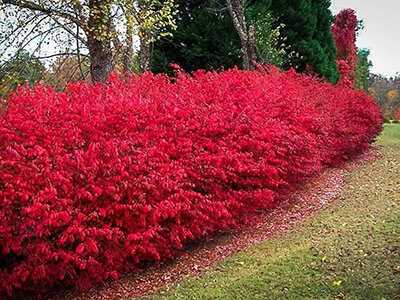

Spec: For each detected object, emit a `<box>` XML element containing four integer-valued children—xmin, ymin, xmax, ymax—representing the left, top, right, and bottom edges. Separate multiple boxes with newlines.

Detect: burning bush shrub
<box><xmin>0</xmin><ymin>67</ymin><xmax>382</xmax><ymax>296</ymax></box>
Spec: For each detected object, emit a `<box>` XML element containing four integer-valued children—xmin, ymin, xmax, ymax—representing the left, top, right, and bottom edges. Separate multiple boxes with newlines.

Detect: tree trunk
<box><xmin>139</xmin><ymin>31</ymin><xmax>152</xmax><ymax>72</ymax></box>
<box><xmin>239</xmin><ymin>37</ymin><xmax>251</xmax><ymax>70</ymax></box>
<box><xmin>87</xmin><ymin>0</ymin><xmax>113</xmax><ymax>82</ymax></box>
<box><xmin>226</xmin><ymin>0</ymin><xmax>256</xmax><ymax>70</ymax></box>
<box><xmin>87</xmin><ymin>36</ymin><xmax>113</xmax><ymax>82</ymax></box>
<box><xmin>123</xmin><ymin>35</ymin><xmax>133</xmax><ymax>73</ymax></box>
<box><xmin>247</xmin><ymin>24</ymin><xmax>257</xmax><ymax>69</ymax></box>
<box><xmin>123</xmin><ymin>0</ymin><xmax>134</xmax><ymax>73</ymax></box>
<box><xmin>123</xmin><ymin>27</ymin><xmax>134</xmax><ymax>73</ymax></box>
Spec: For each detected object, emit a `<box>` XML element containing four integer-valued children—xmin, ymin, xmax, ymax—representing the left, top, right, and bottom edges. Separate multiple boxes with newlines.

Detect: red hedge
<box><xmin>0</xmin><ymin>68</ymin><xmax>382</xmax><ymax>296</ymax></box>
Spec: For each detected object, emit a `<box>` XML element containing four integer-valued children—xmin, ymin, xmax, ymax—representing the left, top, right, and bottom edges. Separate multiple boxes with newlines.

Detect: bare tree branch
<box><xmin>50</xmin><ymin>16</ymin><xmax>87</xmax><ymax>45</ymax></box>
<box><xmin>2</xmin><ymin>0</ymin><xmax>85</xmax><ymax>27</ymax></box>
<box><xmin>35</xmin><ymin>52</ymin><xmax>89</xmax><ymax>59</ymax></box>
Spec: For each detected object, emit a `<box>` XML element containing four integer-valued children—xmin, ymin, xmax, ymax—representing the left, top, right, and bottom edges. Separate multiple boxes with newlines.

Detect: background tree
<box><xmin>394</xmin><ymin>107</ymin><xmax>400</xmax><ymax>122</ymax></box>
<box><xmin>247</xmin><ymin>2</ymin><xmax>284</xmax><ymax>66</ymax></box>
<box><xmin>355</xmin><ymin>48</ymin><xmax>372</xmax><ymax>90</ymax></box>
<box><xmin>0</xmin><ymin>0</ymin><xmax>177</xmax><ymax>82</ymax></box>
<box><xmin>225</xmin><ymin>0</ymin><xmax>256</xmax><ymax>70</ymax></box>
<box><xmin>269</xmin><ymin>0</ymin><xmax>338</xmax><ymax>83</ymax></box>
<box><xmin>0</xmin><ymin>49</ymin><xmax>45</xmax><ymax>98</ymax></box>
<box><xmin>368</xmin><ymin>73</ymin><xmax>400</xmax><ymax>121</ymax></box>
<box><xmin>42</xmin><ymin>55</ymin><xmax>91</xmax><ymax>90</ymax></box>
<box><xmin>332</xmin><ymin>8</ymin><xmax>358</xmax><ymax>87</ymax></box>
<box><xmin>123</xmin><ymin>0</ymin><xmax>177</xmax><ymax>72</ymax></box>
<box><xmin>152</xmin><ymin>0</ymin><xmax>283</xmax><ymax>73</ymax></box>
<box><xmin>152</xmin><ymin>0</ymin><xmax>241</xmax><ymax>73</ymax></box>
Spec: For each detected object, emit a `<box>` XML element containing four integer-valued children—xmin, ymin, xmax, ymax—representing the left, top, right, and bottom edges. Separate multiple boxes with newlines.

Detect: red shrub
<box><xmin>394</xmin><ymin>108</ymin><xmax>400</xmax><ymax>121</ymax></box>
<box><xmin>332</xmin><ymin>9</ymin><xmax>358</xmax><ymax>87</ymax></box>
<box><xmin>0</xmin><ymin>68</ymin><xmax>382</xmax><ymax>296</ymax></box>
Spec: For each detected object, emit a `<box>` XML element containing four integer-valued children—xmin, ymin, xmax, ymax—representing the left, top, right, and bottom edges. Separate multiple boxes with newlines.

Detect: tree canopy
<box><xmin>152</xmin><ymin>0</ymin><xmax>283</xmax><ymax>73</ymax></box>
<box><xmin>0</xmin><ymin>0</ymin><xmax>177</xmax><ymax>82</ymax></box>
<box><xmin>0</xmin><ymin>50</ymin><xmax>45</xmax><ymax>97</ymax></box>
<box><xmin>355</xmin><ymin>48</ymin><xmax>372</xmax><ymax>91</ymax></box>
<box><xmin>270</xmin><ymin>0</ymin><xmax>338</xmax><ymax>83</ymax></box>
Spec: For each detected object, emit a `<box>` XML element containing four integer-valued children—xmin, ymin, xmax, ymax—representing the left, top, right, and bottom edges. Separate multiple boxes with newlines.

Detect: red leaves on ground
<box><xmin>0</xmin><ymin>67</ymin><xmax>382</xmax><ymax>297</ymax></box>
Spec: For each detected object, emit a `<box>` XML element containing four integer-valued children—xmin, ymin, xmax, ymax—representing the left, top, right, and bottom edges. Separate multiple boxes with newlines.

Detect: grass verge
<box><xmin>378</xmin><ymin>123</ymin><xmax>400</xmax><ymax>145</ymax></box>
<box><xmin>143</xmin><ymin>124</ymin><xmax>400</xmax><ymax>300</ymax></box>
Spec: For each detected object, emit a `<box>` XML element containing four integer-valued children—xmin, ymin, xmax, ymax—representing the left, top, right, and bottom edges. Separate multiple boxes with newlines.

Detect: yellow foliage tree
<box><xmin>385</xmin><ymin>89</ymin><xmax>400</xmax><ymax>102</ymax></box>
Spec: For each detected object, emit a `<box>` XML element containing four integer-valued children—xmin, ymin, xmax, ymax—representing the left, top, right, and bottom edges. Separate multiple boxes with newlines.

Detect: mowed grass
<box><xmin>142</xmin><ymin>124</ymin><xmax>400</xmax><ymax>300</ymax></box>
<box><xmin>378</xmin><ymin>123</ymin><xmax>400</xmax><ymax>145</ymax></box>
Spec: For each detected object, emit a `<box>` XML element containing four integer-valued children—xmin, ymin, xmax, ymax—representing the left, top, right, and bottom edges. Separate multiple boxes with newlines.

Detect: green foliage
<box><xmin>247</xmin><ymin>1</ymin><xmax>284</xmax><ymax>66</ymax></box>
<box><xmin>136</xmin><ymin>0</ymin><xmax>177</xmax><ymax>41</ymax></box>
<box><xmin>152</xmin><ymin>0</ymin><xmax>283</xmax><ymax>73</ymax></box>
<box><xmin>0</xmin><ymin>50</ymin><xmax>45</xmax><ymax>98</ymax></box>
<box><xmin>355</xmin><ymin>48</ymin><xmax>372</xmax><ymax>91</ymax></box>
<box><xmin>378</xmin><ymin>123</ymin><xmax>400</xmax><ymax>145</ymax></box>
<box><xmin>270</xmin><ymin>0</ymin><xmax>338</xmax><ymax>83</ymax></box>
<box><xmin>152</xmin><ymin>0</ymin><xmax>242</xmax><ymax>73</ymax></box>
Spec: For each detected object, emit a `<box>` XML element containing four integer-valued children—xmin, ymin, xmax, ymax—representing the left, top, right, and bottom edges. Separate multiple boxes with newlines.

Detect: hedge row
<box><xmin>0</xmin><ymin>68</ymin><xmax>382</xmax><ymax>296</ymax></box>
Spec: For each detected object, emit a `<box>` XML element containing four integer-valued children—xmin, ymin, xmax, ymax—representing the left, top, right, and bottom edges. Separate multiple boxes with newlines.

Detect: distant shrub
<box><xmin>0</xmin><ymin>67</ymin><xmax>382</xmax><ymax>297</ymax></box>
<box><xmin>394</xmin><ymin>109</ymin><xmax>400</xmax><ymax>122</ymax></box>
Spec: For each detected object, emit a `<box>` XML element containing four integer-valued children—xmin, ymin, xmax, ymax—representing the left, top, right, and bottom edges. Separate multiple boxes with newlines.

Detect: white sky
<box><xmin>331</xmin><ymin>0</ymin><xmax>400</xmax><ymax>77</ymax></box>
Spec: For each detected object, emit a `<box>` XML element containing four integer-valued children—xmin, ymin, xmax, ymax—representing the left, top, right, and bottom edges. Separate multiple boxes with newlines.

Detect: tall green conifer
<box><xmin>270</xmin><ymin>0</ymin><xmax>338</xmax><ymax>82</ymax></box>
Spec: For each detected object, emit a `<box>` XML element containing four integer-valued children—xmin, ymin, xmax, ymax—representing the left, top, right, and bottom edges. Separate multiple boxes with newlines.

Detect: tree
<box><xmin>247</xmin><ymin>2</ymin><xmax>284</xmax><ymax>66</ymax></box>
<box><xmin>368</xmin><ymin>74</ymin><xmax>400</xmax><ymax>121</ymax></box>
<box><xmin>152</xmin><ymin>0</ymin><xmax>283</xmax><ymax>73</ymax></box>
<box><xmin>0</xmin><ymin>49</ymin><xmax>45</xmax><ymax>97</ymax></box>
<box><xmin>226</xmin><ymin>0</ymin><xmax>257</xmax><ymax>70</ymax></box>
<box><xmin>214</xmin><ymin>0</ymin><xmax>285</xmax><ymax>70</ymax></box>
<box><xmin>355</xmin><ymin>48</ymin><xmax>372</xmax><ymax>90</ymax></box>
<box><xmin>43</xmin><ymin>54</ymin><xmax>91</xmax><ymax>90</ymax></box>
<box><xmin>152</xmin><ymin>1</ymin><xmax>241</xmax><ymax>73</ymax></box>
<box><xmin>332</xmin><ymin>9</ymin><xmax>358</xmax><ymax>87</ymax></box>
<box><xmin>1</xmin><ymin>0</ymin><xmax>177</xmax><ymax>82</ymax></box>
<box><xmin>269</xmin><ymin>0</ymin><xmax>338</xmax><ymax>83</ymax></box>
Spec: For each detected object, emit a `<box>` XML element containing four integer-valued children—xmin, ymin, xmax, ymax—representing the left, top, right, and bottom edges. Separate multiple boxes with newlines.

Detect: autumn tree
<box><xmin>247</xmin><ymin>2</ymin><xmax>284</xmax><ymax>67</ymax></box>
<box><xmin>43</xmin><ymin>55</ymin><xmax>91</xmax><ymax>90</ymax></box>
<box><xmin>368</xmin><ymin>74</ymin><xmax>400</xmax><ymax>120</ymax></box>
<box><xmin>332</xmin><ymin>8</ymin><xmax>358</xmax><ymax>87</ymax></box>
<box><xmin>394</xmin><ymin>107</ymin><xmax>400</xmax><ymax>121</ymax></box>
<box><xmin>0</xmin><ymin>0</ymin><xmax>177</xmax><ymax>82</ymax></box>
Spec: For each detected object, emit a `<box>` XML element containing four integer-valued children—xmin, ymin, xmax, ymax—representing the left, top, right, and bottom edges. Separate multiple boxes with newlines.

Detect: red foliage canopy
<box><xmin>0</xmin><ymin>68</ymin><xmax>382</xmax><ymax>297</ymax></box>
<box><xmin>332</xmin><ymin>9</ymin><xmax>358</xmax><ymax>87</ymax></box>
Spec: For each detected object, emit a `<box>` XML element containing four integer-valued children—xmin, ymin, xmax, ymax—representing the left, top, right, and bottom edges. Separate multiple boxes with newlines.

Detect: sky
<box><xmin>331</xmin><ymin>0</ymin><xmax>400</xmax><ymax>78</ymax></box>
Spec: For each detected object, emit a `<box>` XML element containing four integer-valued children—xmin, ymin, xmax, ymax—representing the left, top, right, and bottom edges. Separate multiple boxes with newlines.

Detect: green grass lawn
<box><xmin>143</xmin><ymin>124</ymin><xmax>400</xmax><ymax>300</ymax></box>
<box><xmin>378</xmin><ymin>123</ymin><xmax>400</xmax><ymax>145</ymax></box>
